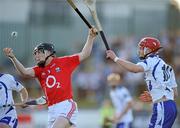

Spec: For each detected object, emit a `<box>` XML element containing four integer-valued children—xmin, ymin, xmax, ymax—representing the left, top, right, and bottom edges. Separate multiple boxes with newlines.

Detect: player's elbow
<box><xmin>174</xmin><ymin>91</ymin><xmax>178</xmax><ymax>99</ymax></box>
<box><xmin>173</xmin><ymin>87</ymin><xmax>178</xmax><ymax>99</ymax></box>
<box><xmin>20</xmin><ymin>87</ymin><xmax>29</xmax><ymax>102</ymax></box>
<box><xmin>131</xmin><ymin>70</ymin><xmax>139</xmax><ymax>73</ymax></box>
<box><xmin>18</xmin><ymin>72</ymin><xmax>31</xmax><ymax>78</ymax></box>
<box><xmin>18</xmin><ymin>69</ymin><xmax>34</xmax><ymax>78</ymax></box>
<box><xmin>79</xmin><ymin>51</ymin><xmax>91</xmax><ymax>61</ymax></box>
<box><xmin>130</xmin><ymin>68</ymin><xmax>142</xmax><ymax>73</ymax></box>
<box><xmin>131</xmin><ymin>66</ymin><xmax>144</xmax><ymax>73</ymax></box>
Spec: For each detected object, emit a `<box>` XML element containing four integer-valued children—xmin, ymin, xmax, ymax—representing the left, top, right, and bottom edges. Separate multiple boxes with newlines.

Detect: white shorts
<box><xmin>48</xmin><ymin>99</ymin><xmax>78</xmax><ymax>128</ymax></box>
<box><xmin>0</xmin><ymin>106</ymin><xmax>18</xmax><ymax>128</ymax></box>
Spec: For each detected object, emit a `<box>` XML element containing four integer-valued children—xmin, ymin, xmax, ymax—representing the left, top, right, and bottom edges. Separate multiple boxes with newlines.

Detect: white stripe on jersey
<box><xmin>137</xmin><ymin>55</ymin><xmax>178</xmax><ymax>102</ymax></box>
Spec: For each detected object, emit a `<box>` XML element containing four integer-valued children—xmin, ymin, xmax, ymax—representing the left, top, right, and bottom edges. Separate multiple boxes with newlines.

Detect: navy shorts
<box><xmin>116</xmin><ymin>122</ymin><xmax>132</xmax><ymax>128</ymax></box>
<box><xmin>149</xmin><ymin>100</ymin><xmax>177</xmax><ymax>128</ymax></box>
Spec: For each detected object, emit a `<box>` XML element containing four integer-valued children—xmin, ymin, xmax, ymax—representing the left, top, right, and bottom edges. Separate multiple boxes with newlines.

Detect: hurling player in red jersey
<box><xmin>3</xmin><ymin>27</ymin><xmax>97</xmax><ymax>128</ymax></box>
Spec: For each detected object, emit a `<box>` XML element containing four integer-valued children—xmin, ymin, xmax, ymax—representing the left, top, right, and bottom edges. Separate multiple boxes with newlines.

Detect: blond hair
<box><xmin>107</xmin><ymin>73</ymin><xmax>121</xmax><ymax>86</ymax></box>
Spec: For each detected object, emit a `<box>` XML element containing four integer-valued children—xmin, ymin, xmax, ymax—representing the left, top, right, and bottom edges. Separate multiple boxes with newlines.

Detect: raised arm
<box><xmin>106</xmin><ymin>50</ymin><xmax>144</xmax><ymax>73</ymax></box>
<box><xmin>78</xmin><ymin>27</ymin><xmax>97</xmax><ymax>62</ymax></box>
<box><xmin>3</xmin><ymin>48</ymin><xmax>35</xmax><ymax>78</ymax></box>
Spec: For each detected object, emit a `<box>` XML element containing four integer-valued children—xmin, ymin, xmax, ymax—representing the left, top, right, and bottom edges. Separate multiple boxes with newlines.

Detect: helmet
<box><xmin>34</xmin><ymin>43</ymin><xmax>55</xmax><ymax>54</ymax></box>
<box><xmin>138</xmin><ymin>37</ymin><xmax>161</xmax><ymax>52</ymax></box>
<box><xmin>138</xmin><ymin>37</ymin><xmax>162</xmax><ymax>59</ymax></box>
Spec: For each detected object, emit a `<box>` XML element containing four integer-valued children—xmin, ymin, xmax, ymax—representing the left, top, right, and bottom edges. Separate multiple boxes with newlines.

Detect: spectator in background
<box><xmin>3</xmin><ymin>27</ymin><xmax>97</xmax><ymax>128</ymax></box>
<box><xmin>106</xmin><ymin>73</ymin><xmax>133</xmax><ymax>128</ymax></box>
<box><xmin>100</xmin><ymin>99</ymin><xmax>114</xmax><ymax>128</ymax></box>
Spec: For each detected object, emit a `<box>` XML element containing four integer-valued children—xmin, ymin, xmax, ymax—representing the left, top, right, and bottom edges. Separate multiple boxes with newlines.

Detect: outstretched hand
<box><xmin>139</xmin><ymin>91</ymin><xmax>152</xmax><ymax>103</ymax></box>
<box><xmin>89</xmin><ymin>27</ymin><xmax>98</xmax><ymax>38</ymax></box>
<box><xmin>3</xmin><ymin>48</ymin><xmax>15</xmax><ymax>59</ymax></box>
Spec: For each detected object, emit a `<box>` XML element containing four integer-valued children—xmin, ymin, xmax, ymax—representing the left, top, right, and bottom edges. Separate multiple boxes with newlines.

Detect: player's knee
<box><xmin>52</xmin><ymin>116</ymin><xmax>70</xmax><ymax>128</ymax></box>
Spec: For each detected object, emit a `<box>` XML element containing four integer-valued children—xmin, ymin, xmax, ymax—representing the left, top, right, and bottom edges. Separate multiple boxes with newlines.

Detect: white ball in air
<box><xmin>11</xmin><ymin>31</ymin><xmax>18</xmax><ymax>38</ymax></box>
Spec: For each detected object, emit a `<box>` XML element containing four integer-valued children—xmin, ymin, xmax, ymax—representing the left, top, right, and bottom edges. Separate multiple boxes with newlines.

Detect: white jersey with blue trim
<box><xmin>137</xmin><ymin>55</ymin><xmax>177</xmax><ymax>102</ymax></box>
<box><xmin>0</xmin><ymin>73</ymin><xmax>24</xmax><ymax>107</ymax></box>
<box><xmin>110</xmin><ymin>86</ymin><xmax>133</xmax><ymax>123</ymax></box>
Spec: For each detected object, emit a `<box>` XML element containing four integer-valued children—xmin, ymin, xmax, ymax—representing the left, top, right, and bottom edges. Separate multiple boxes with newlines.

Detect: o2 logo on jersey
<box><xmin>46</xmin><ymin>75</ymin><xmax>61</xmax><ymax>88</ymax></box>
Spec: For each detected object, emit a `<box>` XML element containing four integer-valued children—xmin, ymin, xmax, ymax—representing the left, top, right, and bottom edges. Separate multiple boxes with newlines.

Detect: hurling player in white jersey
<box><xmin>106</xmin><ymin>73</ymin><xmax>133</xmax><ymax>128</ymax></box>
<box><xmin>106</xmin><ymin>37</ymin><xmax>178</xmax><ymax>128</ymax></box>
<box><xmin>0</xmin><ymin>73</ymin><xmax>28</xmax><ymax>128</ymax></box>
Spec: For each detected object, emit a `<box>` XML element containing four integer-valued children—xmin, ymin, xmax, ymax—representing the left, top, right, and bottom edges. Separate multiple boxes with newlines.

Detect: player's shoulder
<box><xmin>144</xmin><ymin>54</ymin><xmax>162</xmax><ymax>66</ymax></box>
<box><xmin>146</xmin><ymin>54</ymin><xmax>159</xmax><ymax>61</ymax></box>
<box><xmin>0</xmin><ymin>73</ymin><xmax>15</xmax><ymax>82</ymax></box>
<box><xmin>57</xmin><ymin>54</ymin><xmax>79</xmax><ymax>60</ymax></box>
<box><xmin>0</xmin><ymin>73</ymin><xmax>13</xmax><ymax>78</ymax></box>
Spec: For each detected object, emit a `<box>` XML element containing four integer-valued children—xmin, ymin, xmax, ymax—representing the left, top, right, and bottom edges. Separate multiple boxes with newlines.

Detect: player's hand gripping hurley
<box><xmin>83</xmin><ymin>0</ymin><xmax>110</xmax><ymax>50</ymax></box>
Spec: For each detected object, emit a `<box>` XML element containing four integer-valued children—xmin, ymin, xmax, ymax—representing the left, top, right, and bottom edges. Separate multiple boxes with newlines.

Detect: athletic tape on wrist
<box><xmin>114</xmin><ymin>57</ymin><xmax>119</xmax><ymax>62</ymax></box>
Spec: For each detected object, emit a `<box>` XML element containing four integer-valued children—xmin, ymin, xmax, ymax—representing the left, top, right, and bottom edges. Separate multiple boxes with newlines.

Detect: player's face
<box><xmin>138</xmin><ymin>46</ymin><xmax>144</xmax><ymax>58</ymax></box>
<box><xmin>33</xmin><ymin>50</ymin><xmax>46</xmax><ymax>64</ymax></box>
<box><xmin>108</xmin><ymin>80</ymin><xmax>120</xmax><ymax>89</ymax></box>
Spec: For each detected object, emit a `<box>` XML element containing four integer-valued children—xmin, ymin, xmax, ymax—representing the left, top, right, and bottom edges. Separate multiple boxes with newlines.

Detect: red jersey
<box><xmin>33</xmin><ymin>55</ymin><xmax>80</xmax><ymax>106</ymax></box>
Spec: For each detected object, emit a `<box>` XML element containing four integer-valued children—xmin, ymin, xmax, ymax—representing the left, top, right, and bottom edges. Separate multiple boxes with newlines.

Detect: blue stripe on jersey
<box><xmin>165</xmin><ymin>87</ymin><xmax>171</xmax><ymax>92</ymax></box>
<box><xmin>0</xmin><ymin>117</ymin><xmax>18</xmax><ymax>128</ymax></box>
<box><xmin>143</xmin><ymin>59</ymin><xmax>147</xmax><ymax>65</ymax></box>
<box><xmin>148</xmin><ymin>81</ymin><xmax>152</xmax><ymax>91</ymax></box>
<box><xmin>170</xmin><ymin>68</ymin><xmax>172</xmax><ymax>72</ymax></box>
<box><xmin>158</xmin><ymin>118</ymin><xmax>162</xmax><ymax>125</ymax></box>
<box><xmin>0</xmin><ymin>117</ymin><xmax>11</xmax><ymax>124</ymax></box>
<box><xmin>152</xmin><ymin>60</ymin><xmax>161</xmax><ymax>80</ymax></box>
<box><xmin>149</xmin><ymin>103</ymin><xmax>158</xmax><ymax>128</ymax></box>
<box><xmin>13</xmin><ymin>119</ymin><xmax>18</xmax><ymax>128</ymax></box>
<box><xmin>0</xmin><ymin>73</ymin><xmax>4</xmax><ymax>77</ymax></box>
<box><xmin>148</xmin><ymin>54</ymin><xmax>157</xmax><ymax>58</ymax></box>
<box><xmin>5</xmin><ymin>106</ymin><xmax>14</xmax><ymax>114</ymax></box>
<box><xmin>0</xmin><ymin>81</ymin><xmax>8</xmax><ymax>105</ymax></box>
